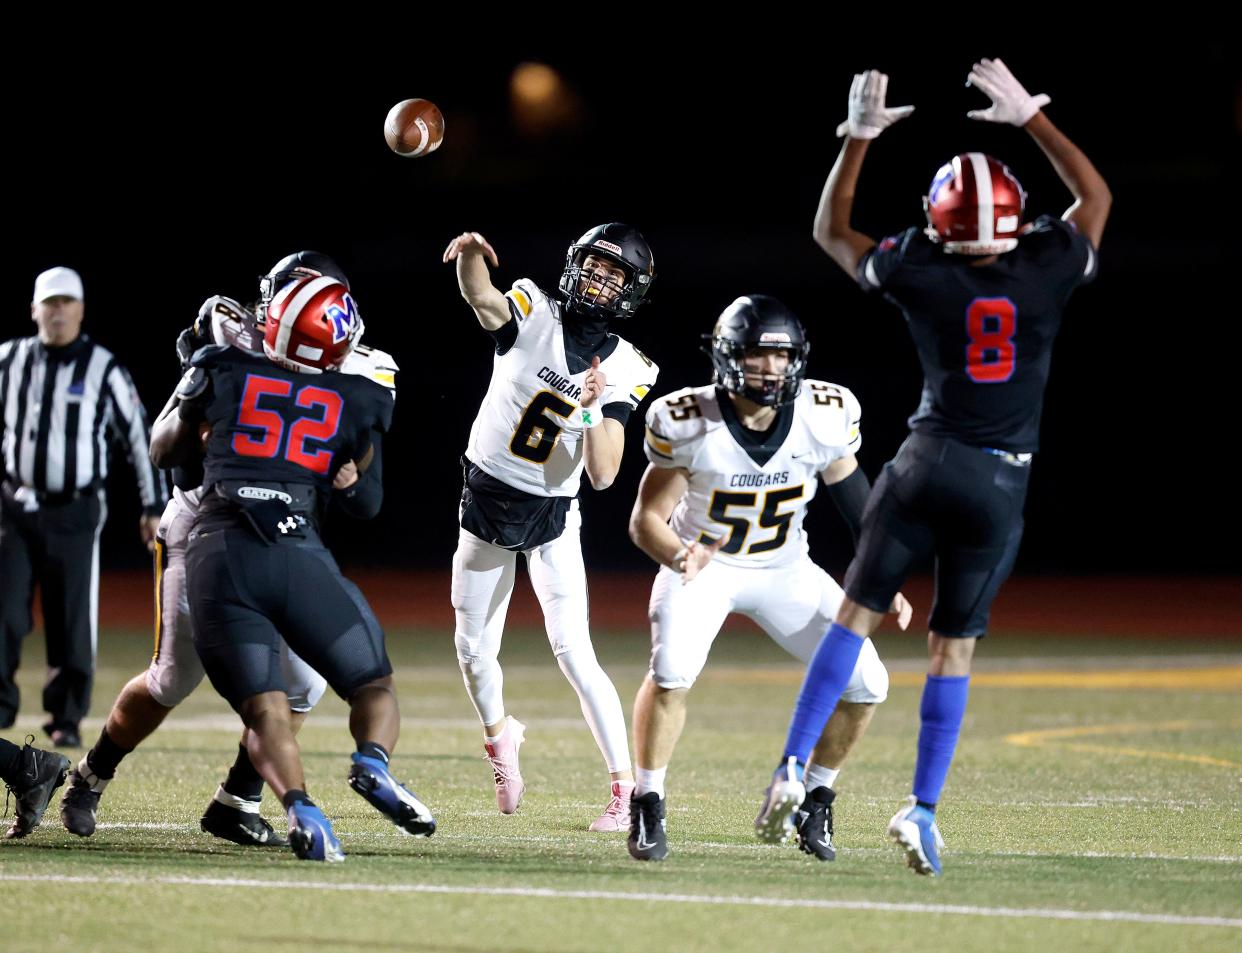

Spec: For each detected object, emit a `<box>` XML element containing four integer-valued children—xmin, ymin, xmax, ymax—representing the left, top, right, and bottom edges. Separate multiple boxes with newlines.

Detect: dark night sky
<box><xmin>6</xmin><ymin>34</ymin><xmax>1238</xmax><ymax>575</ymax></box>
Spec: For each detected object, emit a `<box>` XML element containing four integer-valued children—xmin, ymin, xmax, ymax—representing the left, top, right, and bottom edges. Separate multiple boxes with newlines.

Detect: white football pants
<box><xmin>451</xmin><ymin>506</ymin><xmax>631</xmax><ymax>774</ymax></box>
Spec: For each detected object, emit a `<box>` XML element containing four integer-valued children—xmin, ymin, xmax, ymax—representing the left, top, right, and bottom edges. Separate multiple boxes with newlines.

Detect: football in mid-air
<box><xmin>384</xmin><ymin>98</ymin><xmax>444</xmax><ymax>157</ymax></box>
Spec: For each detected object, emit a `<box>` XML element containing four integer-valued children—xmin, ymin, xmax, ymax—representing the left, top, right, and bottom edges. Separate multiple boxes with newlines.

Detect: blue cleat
<box><xmin>348</xmin><ymin>753</ymin><xmax>436</xmax><ymax>837</ymax></box>
<box><xmin>754</xmin><ymin>756</ymin><xmax>806</xmax><ymax>844</ymax></box>
<box><xmin>286</xmin><ymin>800</ymin><xmax>345</xmax><ymax>863</ymax></box>
<box><xmin>888</xmin><ymin>796</ymin><xmax>945</xmax><ymax>876</ymax></box>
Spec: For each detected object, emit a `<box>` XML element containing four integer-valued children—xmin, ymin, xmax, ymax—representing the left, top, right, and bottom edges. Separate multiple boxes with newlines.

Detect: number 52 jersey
<box><xmin>186</xmin><ymin>346</ymin><xmax>394</xmax><ymax>493</ymax></box>
<box><xmin>644</xmin><ymin>381</ymin><xmax>861</xmax><ymax>569</ymax></box>
<box><xmin>466</xmin><ymin>279</ymin><xmax>658</xmax><ymax>498</ymax></box>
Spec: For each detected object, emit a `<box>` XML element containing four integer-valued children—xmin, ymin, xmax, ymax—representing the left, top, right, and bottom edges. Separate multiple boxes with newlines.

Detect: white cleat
<box><xmin>754</xmin><ymin>756</ymin><xmax>806</xmax><ymax>844</ymax></box>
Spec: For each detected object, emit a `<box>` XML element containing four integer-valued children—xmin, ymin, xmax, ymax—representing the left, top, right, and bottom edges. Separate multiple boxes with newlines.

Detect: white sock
<box><xmin>635</xmin><ymin>766</ymin><xmax>667</xmax><ymax>799</ymax></box>
<box><xmin>804</xmin><ymin>762</ymin><xmax>839</xmax><ymax>792</ymax></box>
<box><xmin>76</xmin><ymin>756</ymin><xmax>110</xmax><ymax>793</ymax></box>
<box><xmin>213</xmin><ymin>784</ymin><xmax>261</xmax><ymax>813</ymax></box>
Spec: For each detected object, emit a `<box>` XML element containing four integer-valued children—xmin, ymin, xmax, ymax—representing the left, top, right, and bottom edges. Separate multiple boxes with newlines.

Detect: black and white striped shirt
<box><xmin>0</xmin><ymin>334</ymin><xmax>166</xmax><ymax>510</ymax></box>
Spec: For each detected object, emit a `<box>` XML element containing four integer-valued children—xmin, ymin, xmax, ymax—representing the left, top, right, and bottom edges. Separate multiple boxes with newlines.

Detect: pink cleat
<box><xmin>483</xmin><ymin>717</ymin><xmax>526</xmax><ymax>814</ymax></box>
<box><xmin>588</xmin><ymin>781</ymin><xmax>635</xmax><ymax>832</ymax></box>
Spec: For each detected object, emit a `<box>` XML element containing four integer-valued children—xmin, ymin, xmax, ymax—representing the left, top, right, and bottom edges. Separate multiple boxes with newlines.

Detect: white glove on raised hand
<box><xmin>966</xmin><ymin>58</ymin><xmax>1050</xmax><ymax>126</ymax></box>
<box><xmin>834</xmin><ymin>70</ymin><xmax>915</xmax><ymax>139</ymax></box>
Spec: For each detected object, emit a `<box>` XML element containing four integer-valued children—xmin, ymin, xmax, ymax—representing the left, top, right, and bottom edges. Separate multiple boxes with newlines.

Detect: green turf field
<box><xmin>4</xmin><ymin>623</ymin><xmax>1240</xmax><ymax>952</ymax></box>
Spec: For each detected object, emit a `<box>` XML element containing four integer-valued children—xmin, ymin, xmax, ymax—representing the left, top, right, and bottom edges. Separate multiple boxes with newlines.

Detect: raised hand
<box><xmin>966</xmin><ymin>58</ymin><xmax>1050</xmax><ymax>126</ymax></box>
<box><xmin>835</xmin><ymin>70</ymin><xmax>915</xmax><ymax>139</ymax></box>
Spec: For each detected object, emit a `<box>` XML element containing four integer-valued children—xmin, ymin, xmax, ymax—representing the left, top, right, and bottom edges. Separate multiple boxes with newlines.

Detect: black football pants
<box><xmin>0</xmin><ymin>491</ymin><xmax>104</xmax><ymax>731</ymax></box>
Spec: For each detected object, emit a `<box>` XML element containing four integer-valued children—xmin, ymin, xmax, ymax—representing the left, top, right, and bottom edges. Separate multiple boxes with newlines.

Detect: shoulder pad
<box><xmin>188</xmin><ymin>343</ymin><xmax>230</xmax><ymax>368</ymax></box>
<box><xmin>505</xmin><ymin>279</ymin><xmax>549</xmax><ymax>321</ymax></box>
<box><xmin>174</xmin><ymin>366</ymin><xmax>209</xmax><ymax>401</ymax></box>
<box><xmin>611</xmin><ymin>339</ymin><xmax>660</xmax><ymax>408</ymax></box>
<box><xmin>860</xmin><ymin>226</ymin><xmax>927</xmax><ymax>288</ymax></box>
<box><xmin>1019</xmin><ymin>214</ymin><xmax>1096</xmax><ymax>279</ymax></box>
<box><xmin>207</xmin><ymin>296</ymin><xmax>259</xmax><ymax>351</ymax></box>
<box><xmin>341</xmin><ymin>343</ymin><xmax>399</xmax><ymax>395</ymax></box>
<box><xmin>644</xmin><ymin>385</ymin><xmax>718</xmax><ymax>466</ymax></box>
<box><xmin>802</xmin><ymin>380</ymin><xmax>862</xmax><ymax>454</ymax></box>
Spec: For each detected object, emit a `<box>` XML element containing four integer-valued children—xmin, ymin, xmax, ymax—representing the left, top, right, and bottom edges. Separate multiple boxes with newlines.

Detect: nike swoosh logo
<box><xmin>237</xmin><ymin>823</ymin><xmax>267</xmax><ymax>843</ymax></box>
<box><xmin>636</xmin><ymin>815</ymin><xmax>657</xmax><ymax>851</ymax></box>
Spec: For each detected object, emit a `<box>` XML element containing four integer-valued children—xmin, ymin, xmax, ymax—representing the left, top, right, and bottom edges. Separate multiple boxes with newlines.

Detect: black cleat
<box><xmin>59</xmin><ymin>769</ymin><xmax>102</xmax><ymax>837</ymax></box>
<box><xmin>627</xmin><ymin>791</ymin><xmax>668</xmax><ymax>861</ymax></box>
<box><xmin>4</xmin><ymin>739</ymin><xmax>71</xmax><ymax>838</ymax></box>
<box><xmin>200</xmin><ymin>798</ymin><xmax>288</xmax><ymax>847</ymax></box>
<box><xmin>796</xmin><ymin>785</ymin><xmax>837</xmax><ymax>862</ymax></box>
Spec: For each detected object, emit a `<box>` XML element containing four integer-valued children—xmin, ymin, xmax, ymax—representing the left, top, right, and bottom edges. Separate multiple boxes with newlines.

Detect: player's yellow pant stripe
<box><xmin>151</xmin><ymin>539</ymin><xmax>165</xmax><ymax>662</ymax></box>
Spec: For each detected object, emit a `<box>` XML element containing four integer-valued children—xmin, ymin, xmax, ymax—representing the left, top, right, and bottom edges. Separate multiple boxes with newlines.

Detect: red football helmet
<box><xmin>923</xmin><ymin>152</ymin><xmax>1027</xmax><ymax>255</ymax></box>
<box><xmin>263</xmin><ymin>276</ymin><xmax>364</xmax><ymax>374</ymax></box>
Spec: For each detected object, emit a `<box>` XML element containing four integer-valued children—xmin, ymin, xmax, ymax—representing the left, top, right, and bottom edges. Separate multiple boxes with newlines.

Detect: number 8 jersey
<box><xmin>466</xmin><ymin>279</ymin><xmax>659</xmax><ymax>498</ymax></box>
<box><xmin>644</xmin><ymin>381</ymin><xmax>861</xmax><ymax>569</ymax></box>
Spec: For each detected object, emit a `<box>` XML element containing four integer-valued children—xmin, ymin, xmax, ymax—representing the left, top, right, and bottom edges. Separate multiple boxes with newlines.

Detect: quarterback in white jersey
<box><xmin>626</xmin><ymin>295</ymin><xmax>910</xmax><ymax>862</ymax></box>
<box><xmin>60</xmin><ymin>253</ymin><xmax>393</xmax><ymax>846</ymax></box>
<box><xmin>443</xmin><ymin>224</ymin><xmax>658</xmax><ymax>831</ymax></box>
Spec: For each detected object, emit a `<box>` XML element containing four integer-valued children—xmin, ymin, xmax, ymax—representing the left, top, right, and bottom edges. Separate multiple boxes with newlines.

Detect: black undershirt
<box><xmin>716</xmin><ymin>387</ymin><xmax>794</xmax><ymax>467</ymax></box>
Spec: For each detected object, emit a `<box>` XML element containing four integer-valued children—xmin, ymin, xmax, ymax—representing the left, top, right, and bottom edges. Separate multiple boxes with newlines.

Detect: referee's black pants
<box><xmin>0</xmin><ymin>490</ymin><xmax>105</xmax><ymax>732</ymax></box>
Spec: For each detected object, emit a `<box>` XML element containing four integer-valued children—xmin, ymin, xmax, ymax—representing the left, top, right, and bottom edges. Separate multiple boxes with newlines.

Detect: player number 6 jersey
<box><xmin>644</xmin><ymin>381</ymin><xmax>861</xmax><ymax>569</ymax></box>
<box><xmin>467</xmin><ymin>279</ymin><xmax>658</xmax><ymax>498</ymax></box>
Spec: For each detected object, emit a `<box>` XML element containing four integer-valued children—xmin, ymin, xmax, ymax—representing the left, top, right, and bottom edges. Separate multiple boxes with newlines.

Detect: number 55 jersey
<box><xmin>466</xmin><ymin>279</ymin><xmax>658</xmax><ymax>498</ymax></box>
<box><xmin>644</xmin><ymin>380</ymin><xmax>861</xmax><ymax>570</ymax></box>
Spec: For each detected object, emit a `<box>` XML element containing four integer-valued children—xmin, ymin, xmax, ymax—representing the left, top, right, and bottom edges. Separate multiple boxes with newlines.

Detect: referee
<box><xmin>0</xmin><ymin>266</ymin><xmax>166</xmax><ymax>748</ymax></box>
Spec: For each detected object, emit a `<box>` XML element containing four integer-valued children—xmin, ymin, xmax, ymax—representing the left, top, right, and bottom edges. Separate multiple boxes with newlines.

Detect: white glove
<box><xmin>834</xmin><ymin>70</ymin><xmax>915</xmax><ymax>139</ymax></box>
<box><xmin>966</xmin><ymin>58</ymin><xmax>1050</xmax><ymax>126</ymax></box>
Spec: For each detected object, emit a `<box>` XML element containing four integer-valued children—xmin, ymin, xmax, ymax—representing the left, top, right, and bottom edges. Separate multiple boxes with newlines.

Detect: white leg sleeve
<box><xmin>527</xmin><ymin>509</ymin><xmax>631</xmax><ymax>774</ymax></box>
<box><xmin>281</xmin><ymin>643</ymin><xmax>327</xmax><ymax>713</ymax></box>
<box><xmin>451</xmin><ymin>527</ymin><xmax>516</xmax><ymax>727</ymax></box>
<box><xmin>554</xmin><ymin>646</ymin><xmax>631</xmax><ymax>774</ymax></box>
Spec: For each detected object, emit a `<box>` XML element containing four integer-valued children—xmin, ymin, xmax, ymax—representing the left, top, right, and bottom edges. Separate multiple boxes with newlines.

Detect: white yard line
<box><xmin>54</xmin><ymin>827</ymin><xmax>1242</xmax><ymax>863</ymax></box>
<box><xmin>0</xmin><ymin>873</ymin><xmax>1237</xmax><ymax>928</ymax></box>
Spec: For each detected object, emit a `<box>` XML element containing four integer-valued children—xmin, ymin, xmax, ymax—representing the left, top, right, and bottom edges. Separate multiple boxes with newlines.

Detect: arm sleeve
<box><xmin>825</xmin><ymin>466</ymin><xmax>871</xmax><ymax>545</ymax></box>
<box><xmin>333</xmin><ymin>431</ymin><xmax>384</xmax><ymax>520</ymax></box>
<box><xmin>601</xmin><ymin>400</ymin><xmax>633</xmax><ymax>426</ymax></box>
<box><xmin>487</xmin><ymin>317</ymin><xmax>519</xmax><ymax>355</ymax></box>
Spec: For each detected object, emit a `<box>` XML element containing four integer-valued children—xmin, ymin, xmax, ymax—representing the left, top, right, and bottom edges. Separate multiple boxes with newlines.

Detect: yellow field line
<box><xmin>1005</xmin><ymin>720</ymin><xmax>1242</xmax><ymax>769</ymax></box>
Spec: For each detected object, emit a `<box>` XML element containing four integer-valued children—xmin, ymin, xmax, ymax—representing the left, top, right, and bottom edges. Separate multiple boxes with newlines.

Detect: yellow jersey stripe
<box><xmin>507</xmin><ymin>288</ymin><xmax>532</xmax><ymax>318</ymax></box>
<box><xmin>645</xmin><ymin>426</ymin><xmax>673</xmax><ymax>456</ymax></box>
